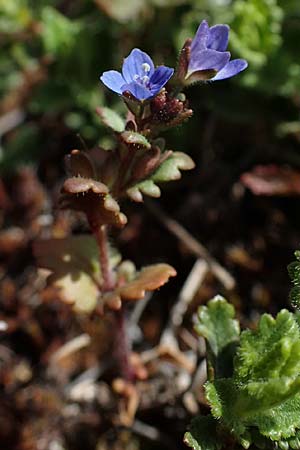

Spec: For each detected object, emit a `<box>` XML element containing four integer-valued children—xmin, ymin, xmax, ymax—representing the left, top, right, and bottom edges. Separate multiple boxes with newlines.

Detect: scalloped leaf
<box><xmin>235</xmin><ymin>310</ymin><xmax>300</xmax><ymax>383</ymax></box>
<box><xmin>96</xmin><ymin>106</ymin><xmax>125</xmax><ymax>133</ymax></box>
<box><xmin>126</xmin><ymin>151</ymin><xmax>194</xmax><ymax>202</ymax></box>
<box><xmin>203</xmin><ymin>306</ymin><xmax>300</xmax><ymax>444</ymax></box>
<box><xmin>103</xmin><ymin>263</ymin><xmax>176</xmax><ymax>305</ymax></box>
<box><xmin>195</xmin><ymin>296</ymin><xmax>240</xmax><ymax>378</ymax></box>
<box><xmin>126</xmin><ymin>180</ymin><xmax>161</xmax><ymax>202</ymax></box>
<box><xmin>121</xmin><ymin>131</ymin><xmax>151</xmax><ymax>149</ymax></box>
<box><xmin>184</xmin><ymin>415</ymin><xmax>221</xmax><ymax>450</ymax></box>
<box><xmin>60</xmin><ymin>177</ymin><xmax>127</xmax><ymax>227</ymax></box>
<box><xmin>152</xmin><ymin>151</ymin><xmax>195</xmax><ymax>183</ymax></box>
<box><xmin>34</xmin><ymin>235</ymin><xmax>121</xmax><ymax>313</ymax></box>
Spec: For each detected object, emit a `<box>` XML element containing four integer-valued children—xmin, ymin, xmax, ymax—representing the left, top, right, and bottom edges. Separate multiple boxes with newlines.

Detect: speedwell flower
<box><xmin>100</xmin><ymin>48</ymin><xmax>174</xmax><ymax>101</ymax></box>
<box><xmin>178</xmin><ymin>20</ymin><xmax>248</xmax><ymax>84</ymax></box>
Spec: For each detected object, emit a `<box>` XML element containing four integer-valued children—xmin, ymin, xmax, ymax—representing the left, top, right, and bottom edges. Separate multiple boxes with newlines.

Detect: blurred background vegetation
<box><xmin>1</xmin><ymin>0</ymin><xmax>300</xmax><ymax>173</ymax></box>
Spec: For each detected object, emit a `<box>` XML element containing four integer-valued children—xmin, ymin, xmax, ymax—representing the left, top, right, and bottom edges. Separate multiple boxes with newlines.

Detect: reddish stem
<box><xmin>114</xmin><ymin>308</ymin><xmax>135</xmax><ymax>382</ymax></box>
<box><xmin>93</xmin><ymin>224</ymin><xmax>114</xmax><ymax>292</ymax></box>
<box><xmin>90</xmin><ymin>221</ymin><xmax>135</xmax><ymax>382</ymax></box>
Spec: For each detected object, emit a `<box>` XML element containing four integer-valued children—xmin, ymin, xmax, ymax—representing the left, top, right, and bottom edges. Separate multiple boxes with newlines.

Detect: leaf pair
<box><xmin>96</xmin><ymin>106</ymin><xmax>195</xmax><ymax>202</ymax></box>
<box><xmin>34</xmin><ymin>235</ymin><xmax>176</xmax><ymax>314</ymax></box>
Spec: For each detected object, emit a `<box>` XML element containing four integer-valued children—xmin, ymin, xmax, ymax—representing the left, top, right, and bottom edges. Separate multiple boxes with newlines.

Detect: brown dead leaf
<box><xmin>241</xmin><ymin>165</ymin><xmax>300</xmax><ymax>196</ymax></box>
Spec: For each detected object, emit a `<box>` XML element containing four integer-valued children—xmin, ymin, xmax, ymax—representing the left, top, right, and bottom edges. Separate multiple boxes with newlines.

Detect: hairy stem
<box><xmin>91</xmin><ymin>221</ymin><xmax>134</xmax><ymax>382</ymax></box>
<box><xmin>93</xmin><ymin>224</ymin><xmax>114</xmax><ymax>292</ymax></box>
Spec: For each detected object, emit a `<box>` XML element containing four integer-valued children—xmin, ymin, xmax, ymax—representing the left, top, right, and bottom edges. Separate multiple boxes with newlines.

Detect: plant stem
<box><xmin>93</xmin><ymin>224</ymin><xmax>114</xmax><ymax>292</ymax></box>
<box><xmin>114</xmin><ymin>308</ymin><xmax>135</xmax><ymax>382</ymax></box>
<box><xmin>91</xmin><ymin>222</ymin><xmax>134</xmax><ymax>382</ymax></box>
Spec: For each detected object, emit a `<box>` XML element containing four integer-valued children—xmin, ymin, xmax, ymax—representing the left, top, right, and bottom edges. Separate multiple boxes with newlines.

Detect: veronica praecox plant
<box><xmin>34</xmin><ymin>18</ymin><xmax>248</xmax><ymax>429</ymax></box>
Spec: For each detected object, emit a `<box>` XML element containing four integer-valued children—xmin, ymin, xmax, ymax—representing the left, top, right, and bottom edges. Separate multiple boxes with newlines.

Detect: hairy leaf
<box><xmin>126</xmin><ymin>180</ymin><xmax>161</xmax><ymax>202</ymax></box>
<box><xmin>121</xmin><ymin>131</ymin><xmax>151</xmax><ymax>149</ymax></box>
<box><xmin>203</xmin><ymin>307</ymin><xmax>300</xmax><ymax>445</ymax></box>
<box><xmin>195</xmin><ymin>296</ymin><xmax>240</xmax><ymax>378</ymax></box>
<box><xmin>184</xmin><ymin>415</ymin><xmax>221</xmax><ymax>450</ymax></box>
<box><xmin>126</xmin><ymin>151</ymin><xmax>194</xmax><ymax>202</ymax></box>
<box><xmin>152</xmin><ymin>151</ymin><xmax>195</xmax><ymax>183</ymax></box>
<box><xmin>288</xmin><ymin>251</ymin><xmax>300</xmax><ymax>309</ymax></box>
<box><xmin>60</xmin><ymin>176</ymin><xmax>127</xmax><ymax>228</ymax></box>
<box><xmin>96</xmin><ymin>107</ymin><xmax>125</xmax><ymax>133</ymax></box>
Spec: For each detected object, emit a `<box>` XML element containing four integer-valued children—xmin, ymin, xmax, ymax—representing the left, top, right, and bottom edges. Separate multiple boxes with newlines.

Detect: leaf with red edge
<box><xmin>103</xmin><ymin>263</ymin><xmax>176</xmax><ymax>305</ymax></box>
<box><xmin>241</xmin><ymin>165</ymin><xmax>300</xmax><ymax>196</ymax></box>
<box><xmin>60</xmin><ymin>176</ymin><xmax>127</xmax><ymax>228</ymax></box>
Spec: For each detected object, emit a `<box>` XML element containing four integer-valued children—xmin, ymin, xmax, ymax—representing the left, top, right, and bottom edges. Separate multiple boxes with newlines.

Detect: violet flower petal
<box><xmin>211</xmin><ymin>59</ymin><xmax>248</xmax><ymax>81</ymax></box>
<box><xmin>100</xmin><ymin>70</ymin><xmax>125</xmax><ymax>94</ymax></box>
<box><xmin>207</xmin><ymin>24</ymin><xmax>229</xmax><ymax>52</ymax></box>
<box><xmin>122</xmin><ymin>48</ymin><xmax>154</xmax><ymax>84</ymax></box>
<box><xmin>188</xmin><ymin>49</ymin><xmax>230</xmax><ymax>73</ymax></box>
<box><xmin>150</xmin><ymin>66</ymin><xmax>174</xmax><ymax>89</ymax></box>
<box><xmin>121</xmin><ymin>82</ymin><xmax>153</xmax><ymax>101</ymax></box>
<box><xmin>190</xmin><ymin>20</ymin><xmax>209</xmax><ymax>54</ymax></box>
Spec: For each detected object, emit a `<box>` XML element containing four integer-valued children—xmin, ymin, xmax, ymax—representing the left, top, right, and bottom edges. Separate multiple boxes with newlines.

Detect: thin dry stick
<box><xmin>132</xmin><ymin>419</ymin><xmax>175</xmax><ymax>450</ymax></box>
<box><xmin>50</xmin><ymin>333</ymin><xmax>91</xmax><ymax>366</ymax></box>
<box><xmin>146</xmin><ymin>199</ymin><xmax>235</xmax><ymax>290</ymax></box>
<box><xmin>160</xmin><ymin>258</ymin><xmax>208</xmax><ymax>346</ymax></box>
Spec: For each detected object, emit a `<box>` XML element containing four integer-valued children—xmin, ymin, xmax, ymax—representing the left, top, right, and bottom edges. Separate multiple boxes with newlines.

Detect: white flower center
<box><xmin>141</xmin><ymin>62</ymin><xmax>151</xmax><ymax>73</ymax></box>
<box><xmin>133</xmin><ymin>63</ymin><xmax>151</xmax><ymax>87</ymax></box>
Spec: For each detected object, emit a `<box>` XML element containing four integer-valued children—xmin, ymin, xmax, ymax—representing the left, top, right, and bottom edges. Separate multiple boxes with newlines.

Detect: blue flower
<box><xmin>180</xmin><ymin>20</ymin><xmax>247</xmax><ymax>84</ymax></box>
<box><xmin>100</xmin><ymin>48</ymin><xmax>174</xmax><ymax>101</ymax></box>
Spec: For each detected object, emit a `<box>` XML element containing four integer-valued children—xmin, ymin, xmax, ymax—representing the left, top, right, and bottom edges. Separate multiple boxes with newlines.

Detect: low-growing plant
<box><xmin>35</xmin><ymin>18</ymin><xmax>247</xmax><ymax>386</ymax></box>
<box><xmin>33</xmin><ymin>14</ymin><xmax>300</xmax><ymax>450</ymax></box>
<box><xmin>33</xmin><ymin>15</ymin><xmax>300</xmax><ymax>449</ymax></box>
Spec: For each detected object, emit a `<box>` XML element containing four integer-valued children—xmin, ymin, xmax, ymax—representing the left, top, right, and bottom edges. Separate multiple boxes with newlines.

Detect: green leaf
<box><xmin>126</xmin><ymin>151</ymin><xmax>194</xmax><ymax>202</ymax></box>
<box><xmin>127</xmin><ymin>180</ymin><xmax>161</xmax><ymax>202</ymax></box>
<box><xmin>41</xmin><ymin>6</ymin><xmax>82</xmax><ymax>57</ymax></box>
<box><xmin>203</xmin><ymin>307</ymin><xmax>300</xmax><ymax>444</ymax></box>
<box><xmin>34</xmin><ymin>235</ymin><xmax>120</xmax><ymax>313</ymax></box>
<box><xmin>288</xmin><ymin>250</ymin><xmax>300</xmax><ymax>309</ymax></box>
<box><xmin>96</xmin><ymin>107</ymin><xmax>125</xmax><ymax>133</ymax></box>
<box><xmin>235</xmin><ymin>310</ymin><xmax>300</xmax><ymax>383</ymax></box>
<box><xmin>184</xmin><ymin>415</ymin><xmax>221</xmax><ymax>450</ymax></box>
<box><xmin>195</xmin><ymin>296</ymin><xmax>240</xmax><ymax>378</ymax></box>
<box><xmin>121</xmin><ymin>131</ymin><xmax>151</xmax><ymax>149</ymax></box>
<box><xmin>152</xmin><ymin>151</ymin><xmax>195</xmax><ymax>183</ymax></box>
